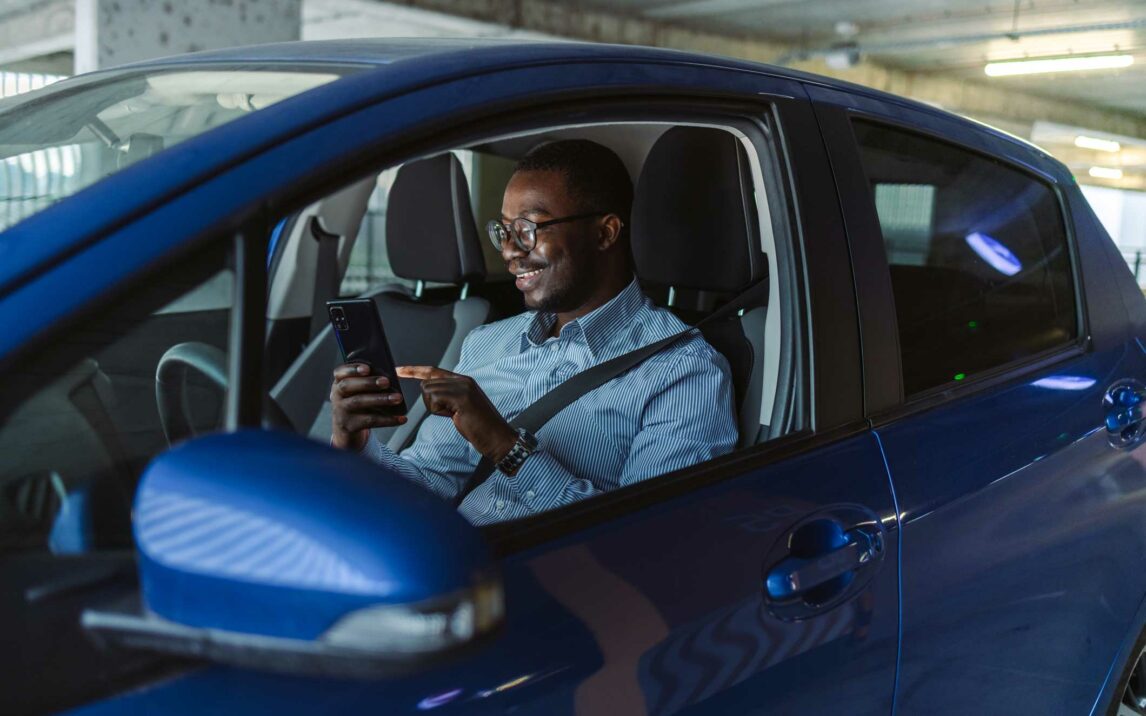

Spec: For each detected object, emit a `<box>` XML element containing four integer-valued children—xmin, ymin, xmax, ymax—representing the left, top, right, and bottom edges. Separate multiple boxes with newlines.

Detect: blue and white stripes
<box><xmin>365</xmin><ymin>279</ymin><xmax>737</xmax><ymax>525</ymax></box>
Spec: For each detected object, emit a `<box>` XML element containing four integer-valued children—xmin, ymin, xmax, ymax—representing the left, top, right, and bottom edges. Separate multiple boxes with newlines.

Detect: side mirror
<box><xmin>84</xmin><ymin>430</ymin><xmax>503</xmax><ymax>677</ymax></box>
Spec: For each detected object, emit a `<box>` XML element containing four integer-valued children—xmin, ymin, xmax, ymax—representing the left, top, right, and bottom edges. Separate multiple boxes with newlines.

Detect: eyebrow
<box><xmin>500</xmin><ymin>206</ymin><xmax>552</xmax><ymax>220</ymax></box>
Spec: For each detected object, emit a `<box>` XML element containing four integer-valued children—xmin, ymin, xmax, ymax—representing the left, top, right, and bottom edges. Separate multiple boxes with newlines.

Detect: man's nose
<box><xmin>499</xmin><ymin>235</ymin><xmax>526</xmax><ymax>263</ymax></box>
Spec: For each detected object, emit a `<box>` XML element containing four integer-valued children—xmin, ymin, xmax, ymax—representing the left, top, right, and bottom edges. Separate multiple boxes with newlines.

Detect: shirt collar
<box><xmin>521</xmin><ymin>278</ymin><xmax>644</xmax><ymax>358</ymax></box>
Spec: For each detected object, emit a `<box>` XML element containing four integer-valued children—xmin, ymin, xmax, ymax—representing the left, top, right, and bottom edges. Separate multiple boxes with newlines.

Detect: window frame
<box><xmin>813</xmin><ymin>99</ymin><xmax>1088</xmax><ymax>422</ymax></box>
<box><xmin>260</xmin><ymin>97</ymin><xmax>829</xmax><ymax>550</ymax></box>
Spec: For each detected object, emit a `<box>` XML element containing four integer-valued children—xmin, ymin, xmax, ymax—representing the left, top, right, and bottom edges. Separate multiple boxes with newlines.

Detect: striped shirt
<box><xmin>364</xmin><ymin>278</ymin><xmax>737</xmax><ymax>525</ymax></box>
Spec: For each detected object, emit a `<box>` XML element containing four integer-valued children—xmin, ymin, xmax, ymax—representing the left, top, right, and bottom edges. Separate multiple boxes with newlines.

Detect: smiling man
<box><xmin>330</xmin><ymin>139</ymin><xmax>737</xmax><ymax>525</ymax></box>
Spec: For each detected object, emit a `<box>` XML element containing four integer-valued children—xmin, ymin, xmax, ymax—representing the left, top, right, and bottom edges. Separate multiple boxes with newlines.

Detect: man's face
<box><xmin>499</xmin><ymin>169</ymin><xmax>601</xmax><ymax>313</ymax></box>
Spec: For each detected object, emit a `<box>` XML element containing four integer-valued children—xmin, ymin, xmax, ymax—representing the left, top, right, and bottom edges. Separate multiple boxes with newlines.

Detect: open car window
<box><xmin>267</xmin><ymin>116</ymin><xmax>798</xmax><ymax>526</ymax></box>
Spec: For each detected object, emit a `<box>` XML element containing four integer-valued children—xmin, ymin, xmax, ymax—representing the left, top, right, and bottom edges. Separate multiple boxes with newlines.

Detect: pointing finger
<box><xmin>397</xmin><ymin>365</ymin><xmax>450</xmax><ymax>380</ymax></box>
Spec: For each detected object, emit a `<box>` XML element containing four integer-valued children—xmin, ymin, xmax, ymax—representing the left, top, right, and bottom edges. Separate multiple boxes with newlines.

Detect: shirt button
<box><xmin>496</xmin><ymin>500</ymin><xmax>506</xmax><ymax>510</ymax></box>
<box><xmin>525</xmin><ymin>490</ymin><xmax>536</xmax><ymax>500</ymax></box>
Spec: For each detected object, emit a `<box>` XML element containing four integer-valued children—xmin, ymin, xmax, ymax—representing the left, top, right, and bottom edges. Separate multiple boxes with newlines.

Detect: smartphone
<box><xmin>326</xmin><ymin>299</ymin><xmax>408</xmax><ymax>416</ymax></box>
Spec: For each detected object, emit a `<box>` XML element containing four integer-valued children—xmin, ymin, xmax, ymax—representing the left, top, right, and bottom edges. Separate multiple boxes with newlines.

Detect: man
<box><xmin>330</xmin><ymin>139</ymin><xmax>736</xmax><ymax>525</ymax></box>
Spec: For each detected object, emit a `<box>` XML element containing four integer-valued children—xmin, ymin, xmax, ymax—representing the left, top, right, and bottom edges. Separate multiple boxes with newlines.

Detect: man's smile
<box><xmin>514</xmin><ymin>265</ymin><xmax>546</xmax><ymax>290</ymax></box>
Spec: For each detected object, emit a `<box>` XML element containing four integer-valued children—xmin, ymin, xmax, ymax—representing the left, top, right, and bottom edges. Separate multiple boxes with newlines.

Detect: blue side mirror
<box><xmin>84</xmin><ymin>430</ymin><xmax>503</xmax><ymax>677</ymax></box>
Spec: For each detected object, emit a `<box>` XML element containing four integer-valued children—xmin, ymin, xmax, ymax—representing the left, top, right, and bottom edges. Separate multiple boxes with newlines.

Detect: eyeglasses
<box><xmin>486</xmin><ymin>212</ymin><xmax>608</xmax><ymax>253</ymax></box>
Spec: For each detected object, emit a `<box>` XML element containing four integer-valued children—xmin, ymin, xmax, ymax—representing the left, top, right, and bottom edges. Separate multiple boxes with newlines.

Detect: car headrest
<box><xmin>632</xmin><ymin>127</ymin><xmax>764</xmax><ymax>292</ymax></box>
<box><xmin>386</xmin><ymin>153</ymin><xmax>486</xmax><ymax>284</ymax></box>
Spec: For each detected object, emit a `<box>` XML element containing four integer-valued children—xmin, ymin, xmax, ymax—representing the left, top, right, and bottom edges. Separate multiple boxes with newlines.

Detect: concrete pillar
<box><xmin>0</xmin><ymin>0</ymin><xmax>74</xmax><ymax>74</ymax></box>
<box><xmin>75</xmin><ymin>0</ymin><xmax>302</xmax><ymax>74</ymax></box>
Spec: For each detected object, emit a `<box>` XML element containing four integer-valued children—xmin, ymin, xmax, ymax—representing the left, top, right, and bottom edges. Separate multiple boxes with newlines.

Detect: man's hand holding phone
<box><xmin>330</xmin><ymin>363</ymin><xmax>408</xmax><ymax>451</ymax></box>
<box><xmin>330</xmin><ymin>363</ymin><xmax>517</xmax><ymax>462</ymax></box>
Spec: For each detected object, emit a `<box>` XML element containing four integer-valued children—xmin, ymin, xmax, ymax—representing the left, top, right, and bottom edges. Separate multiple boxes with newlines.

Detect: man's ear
<box><xmin>597</xmin><ymin>214</ymin><xmax>623</xmax><ymax>251</ymax></box>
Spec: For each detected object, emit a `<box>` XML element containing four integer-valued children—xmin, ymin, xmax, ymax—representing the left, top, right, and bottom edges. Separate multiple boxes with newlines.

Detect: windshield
<box><xmin>0</xmin><ymin>65</ymin><xmax>352</xmax><ymax>231</ymax></box>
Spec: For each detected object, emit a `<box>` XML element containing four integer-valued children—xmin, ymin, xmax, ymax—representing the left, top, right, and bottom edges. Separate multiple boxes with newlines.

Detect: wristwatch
<box><xmin>496</xmin><ymin>427</ymin><xmax>539</xmax><ymax>477</ymax></box>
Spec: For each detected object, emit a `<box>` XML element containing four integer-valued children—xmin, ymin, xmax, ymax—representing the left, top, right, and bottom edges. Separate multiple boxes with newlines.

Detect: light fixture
<box><xmin>1089</xmin><ymin>166</ymin><xmax>1124</xmax><ymax>180</ymax></box>
<box><xmin>984</xmin><ymin>54</ymin><xmax>1133</xmax><ymax>77</ymax></box>
<box><xmin>1075</xmin><ymin>135</ymin><xmax>1122</xmax><ymax>153</ymax></box>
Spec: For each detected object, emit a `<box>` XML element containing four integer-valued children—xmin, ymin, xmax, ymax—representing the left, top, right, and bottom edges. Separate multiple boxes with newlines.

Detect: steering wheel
<box><xmin>155</xmin><ymin>342</ymin><xmax>298</xmax><ymax>445</ymax></box>
<box><xmin>155</xmin><ymin>342</ymin><xmax>228</xmax><ymax>446</ymax></box>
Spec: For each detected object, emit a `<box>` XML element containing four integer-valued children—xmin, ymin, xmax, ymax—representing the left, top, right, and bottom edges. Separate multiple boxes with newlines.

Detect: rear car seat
<box><xmin>270</xmin><ymin>153</ymin><xmax>490</xmax><ymax>449</ymax></box>
<box><xmin>631</xmin><ymin>126</ymin><xmax>769</xmax><ymax>448</ymax></box>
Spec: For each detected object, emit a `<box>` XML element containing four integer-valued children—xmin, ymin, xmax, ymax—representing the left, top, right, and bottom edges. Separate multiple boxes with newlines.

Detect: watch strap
<box><xmin>495</xmin><ymin>427</ymin><xmax>537</xmax><ymax>477</ymax></box>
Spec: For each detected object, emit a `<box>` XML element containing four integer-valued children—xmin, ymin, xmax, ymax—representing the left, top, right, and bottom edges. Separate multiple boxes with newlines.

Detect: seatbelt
<box><xmin>309</xmin><ymin>216</ymin><xmax>342</xmax><ymax>339</ymax></box>
<box><xmin>453</xmin><ymin>274</ymin><xmax>770</xmax><ymax>507</ymax></box>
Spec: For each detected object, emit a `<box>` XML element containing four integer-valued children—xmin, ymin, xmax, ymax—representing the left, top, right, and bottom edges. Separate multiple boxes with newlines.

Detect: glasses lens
<box><xmin>511</xmin><ymin>218</ymin><xmax>536</xmax><ymax>252</ymax></box>
<box><xmin>486</xmin><ymin>220</ymin><xmax>508</xmax><ymax>250</ymax></box>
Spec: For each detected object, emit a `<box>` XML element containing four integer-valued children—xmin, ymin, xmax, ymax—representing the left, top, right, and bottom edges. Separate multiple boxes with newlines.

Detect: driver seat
<box><xmin>631</xmin><ymin>126</ymin><xmax>769</xmax><ymax>447</ymax></box>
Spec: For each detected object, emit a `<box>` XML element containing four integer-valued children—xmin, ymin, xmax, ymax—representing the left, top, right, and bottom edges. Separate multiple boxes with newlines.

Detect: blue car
<box><xmin>2</xmin><ymin>39</ymin><xmax>1145</xmax><ymax>715</ymax></box>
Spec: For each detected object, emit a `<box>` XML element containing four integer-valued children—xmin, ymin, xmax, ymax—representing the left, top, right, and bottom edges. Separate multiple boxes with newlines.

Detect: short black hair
<box><xmin>513</xmin><ymin>139</ymin><xmax>633</xmax><ymax>239</ymax></box>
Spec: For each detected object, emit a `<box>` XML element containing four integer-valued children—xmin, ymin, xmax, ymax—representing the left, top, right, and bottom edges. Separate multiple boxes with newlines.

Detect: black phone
<box><xmin>326</xmin><ymin>299</ymin><xmax>408</xmax><ymax>416</ymax></box>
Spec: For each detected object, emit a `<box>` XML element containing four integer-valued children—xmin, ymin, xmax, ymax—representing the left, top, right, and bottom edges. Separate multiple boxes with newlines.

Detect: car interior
<box><xmin>0</xmin><ymin>118</ymin><xmax>796</xmax><ymax>557</ymax></box>
<box><xmin>264</xmin><ymin>122</ymin><xmax>785</xmax><ymax>453</ymax></box>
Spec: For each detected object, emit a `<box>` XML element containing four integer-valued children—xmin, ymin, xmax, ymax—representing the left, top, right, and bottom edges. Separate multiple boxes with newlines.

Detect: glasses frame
<box><xmin>486</xmin><ymin>211</ymin><xmax>608</xmax><ymax>253</ymax></box>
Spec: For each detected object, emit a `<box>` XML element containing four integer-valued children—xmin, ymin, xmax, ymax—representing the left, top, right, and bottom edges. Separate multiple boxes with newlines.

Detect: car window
<box><xmin>852</xmin><ymin>120</ymin><xmax>1078</xmax><ymax>396</ymax></box>
<box><xmin>283</xmin><ymin>118</ymin><xmax>789</xmax><ymax>527</ymax></box>
<box><xmin>0</xmin><ymin>67</ymin><xmax>351</xmax><ymax>232</ymax></box>
<box><xmin>0</xmin><ymin>248</ymin><xmax>232</xmax><ymax>554</ymax></box>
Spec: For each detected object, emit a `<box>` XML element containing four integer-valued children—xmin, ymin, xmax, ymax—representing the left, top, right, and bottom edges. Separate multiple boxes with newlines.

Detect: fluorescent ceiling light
<box><xmin>1075</xmin><ymin>135</ymin><xmax>1122</xmax><ymax>152</ymax></box>
<box><xmin>985</xmin><ymin>54</ymin><xmax>1133</xmax><ymax>77</ymax></box>
<box><xmin>1089</xmin><ymin>166</ymin><xmax>1124</xmax><ymax>179</ymax></box>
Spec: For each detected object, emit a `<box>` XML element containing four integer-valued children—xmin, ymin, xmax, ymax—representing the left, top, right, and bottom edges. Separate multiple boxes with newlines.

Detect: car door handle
<box><xmin>765</xmin><ymin>528</ymin><xmax>882</xmax><ymax>601</ymax></box>
<box><xmin>1105</xmin><ymin>380</ymin><xmax>1146</xmax><ymax>449</ymax></box>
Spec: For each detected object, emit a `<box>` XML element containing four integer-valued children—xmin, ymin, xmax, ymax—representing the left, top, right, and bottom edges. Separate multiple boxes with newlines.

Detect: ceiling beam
<box><xmin>393</xmin><ymin>0</ymin><xmax>1146</xmax><ymax>140</ymax></box>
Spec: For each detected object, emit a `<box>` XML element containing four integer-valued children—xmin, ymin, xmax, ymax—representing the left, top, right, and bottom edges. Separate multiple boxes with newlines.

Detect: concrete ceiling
<box><xmin>583</xmin><ymin>0</ymin><xmax>1146</xmax><ymax>116</ymax></box>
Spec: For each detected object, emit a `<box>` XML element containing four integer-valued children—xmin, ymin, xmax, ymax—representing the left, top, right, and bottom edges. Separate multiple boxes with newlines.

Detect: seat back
<box><xmin>631</xmin><ymin>126</ymin><xmax>768</xmax><ymax>447</ymax></box>
<box><xmin>271</xmin><ymin>153</ymin><xmax>490</xmax><ymax>448</ymax></box>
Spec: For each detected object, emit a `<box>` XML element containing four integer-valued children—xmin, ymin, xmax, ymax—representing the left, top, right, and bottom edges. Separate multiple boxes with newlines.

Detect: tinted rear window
<box><xmin>853</xmin><ymin>120</ymin><xmax>1077</xmax><ymax>395</ymax></box>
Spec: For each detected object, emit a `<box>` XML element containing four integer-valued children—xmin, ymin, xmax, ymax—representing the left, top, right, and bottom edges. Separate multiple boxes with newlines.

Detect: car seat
<box><xmin>270</xmin><ymin>153</ymin><xmax>490</xmax><ymax>449</ymax></box>
<box><xmin>631</xmin><ymin>126</ymin><xmax>769</xmax><ymax>447</ymax></box>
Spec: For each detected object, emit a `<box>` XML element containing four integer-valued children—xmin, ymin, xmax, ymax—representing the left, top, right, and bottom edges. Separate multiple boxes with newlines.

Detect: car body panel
<box><xmin>882</xmin><ymin>347</ymin><xmax>1146</xmax><ymax>714</ymax></box>
<box><xmin>69</xmin><ymin>433</ymin><xmax>899</xmax><ymax>715</ymax></box>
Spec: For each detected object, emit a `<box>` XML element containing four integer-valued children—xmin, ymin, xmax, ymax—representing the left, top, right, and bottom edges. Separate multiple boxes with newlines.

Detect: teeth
<box><xmin>516</xmin><ymin>268</ymin><xmax>543</xmax><ymax>278</ymax></box>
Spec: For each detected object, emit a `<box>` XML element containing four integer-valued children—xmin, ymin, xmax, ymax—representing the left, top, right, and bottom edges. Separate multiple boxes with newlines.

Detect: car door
<box><xmin>17</xmin><ymin>57</ymin><xmax>900</xmax><ymax>713</ymax></box>
<box><xmin>813</xmin><ymin>86</ymin><xmax>1146</xmax><ymax>714</ymax></box>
